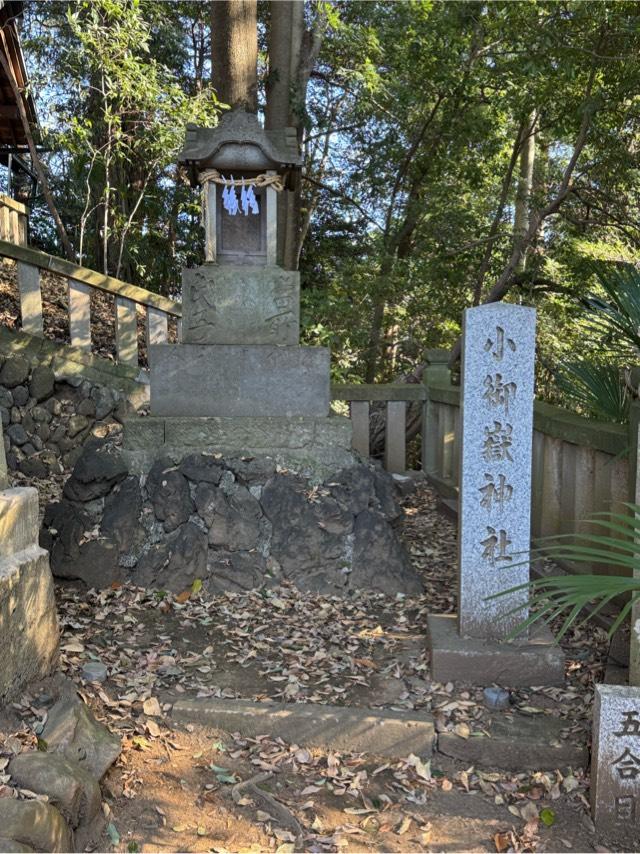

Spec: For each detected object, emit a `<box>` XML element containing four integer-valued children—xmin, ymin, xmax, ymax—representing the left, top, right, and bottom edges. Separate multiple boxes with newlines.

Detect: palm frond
<box><xmin>554</xmin><ymin>359</ymin><xmax>628</xmax><ymax>423</ymax></box>
<box><xmin>582</xmin><ymin>261</ymin><xmax>640</xmax><ymax>354</ymax></box>
<box><xmin>490</xmin><ymin>506</ymin><xmax>640</xmax><ymax>640</ymax></box>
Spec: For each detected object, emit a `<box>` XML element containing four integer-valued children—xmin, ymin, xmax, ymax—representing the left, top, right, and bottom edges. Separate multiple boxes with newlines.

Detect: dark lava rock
<box><xmin>195</xmin><ymin>483</ymin><xmax>262</xmax><ymax>550</ymax></box>
<box><xmin>101</xmin><ymin>476</ymin><xmax>145</xmax><ymax>552</ymax></box>
<box><xmin>179</xmin><ymin>453</ymin><xmax>224</xmax><ymax>484</ymax></box>
<box><xmin>261</xmin><ymin>474</ymin><xmax>346</xmax><ymax>587</ymax></box>
<box><xmin>63</xmin><ymin>444</ymin><xmax>127</xmax><ymax>501</ymax></box>
<box><xmin>149</xmin><ymin>469</ymin><xmax>193</xmax><ymax>532</ymax></box>
<box><xmin>18</xmin><ymin>458</ymin><xmax>47</xmax><ymax>479</ymax></box>
<box><xmin>11</xmin><ymin>385</ymin><xmax>29</xmax><ymax>407</ymax></box>
<box><xmin>136</xmin><ymin>522</ymin><xmax>207</xmax><ymax>591</ymax></box>
<box><xmin>29</xmin><ymin>365</ymin><xmax>55</xmax><ymax>401</ymax></box>
<box><xmin>207</xmin><ymin>550</ymin><xmax>266</xmax><ymax>593</ymax></box>
<box><xmin>6</xmin><ymin>424</ymin><xmax>28</xmax><ymax>446</ymax></box>
<box><xmin>226</xmin><ymin>456</ymin><xmax>276</xmax><ymax>484</ymax></box>
<box><xmin>0</xmin><ymin>356</ymin><xmax>29</xmax><ymax>388</ymax></box>
<box><xmin>350</xmin><ymin>509</ymin><xmax>421</xmax><ymax>595</ymax></box>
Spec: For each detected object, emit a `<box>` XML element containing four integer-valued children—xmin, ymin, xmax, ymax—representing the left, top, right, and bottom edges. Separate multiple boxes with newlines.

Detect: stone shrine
<box><xmin>592</xmin><ymin>684</ymin><xmax>640</xmax><ymax>845</ymax></box>
<box><xmin>123</xmin><ymin>109</ymin><xmax>353</xmax><ymax>475</ymax></box>
<box><xmin>42</xmin><ymin>110</ymin><xmax>422</xmax><ymax>596</ymax></box>
<box><xmin>427</xmin><ymin>303</ymin><xmax>564</xmax><ymax>686</ymax></box>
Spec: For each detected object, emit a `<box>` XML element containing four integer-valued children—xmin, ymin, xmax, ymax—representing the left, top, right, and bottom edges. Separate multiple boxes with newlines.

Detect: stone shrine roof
<box><xmin>178</xmin><ymin>110</ymin><xmax>301</xmax><ymax>185</ymax></box>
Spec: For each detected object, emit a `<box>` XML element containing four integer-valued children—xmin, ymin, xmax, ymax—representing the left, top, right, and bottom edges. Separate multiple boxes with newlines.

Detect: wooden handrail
<box><xmin>0</xmin><ymin>239</ymin><xmax>182</xmax><ymax>317</ymax></box>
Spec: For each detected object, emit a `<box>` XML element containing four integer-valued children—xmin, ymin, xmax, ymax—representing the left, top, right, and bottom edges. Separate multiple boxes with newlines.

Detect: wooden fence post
<box><xmin>422</xmin><ymin>349</ymin><xmax>451</xmax><ymax>476</ymax></box>
<box><xmin>115</xmin><ymin>296</ymin><xmax>139</xmax><ymax>366</ymax></box>
<box><xmin>350</xmin><ymin>400</ymin><xmax>370</xmax><ymax>458</ymax></box>
<box><xmin>385</xmin><ymin>400</ymin><xmax>406</xmax><ymax>473</ymax></box>
<box><xmin>68</xmin><ymin>279</ymin><xmax>92</xmax><ymax>351</ymax></box>
<box><xmin>17</xmin><ymin>261</ymin><xmax>43</xmax><ymax>336</ymax></box>
<box><xmin>146</xmin><ymin>307</ymin><xmax>169</xmax><ymax>350</ymax></box>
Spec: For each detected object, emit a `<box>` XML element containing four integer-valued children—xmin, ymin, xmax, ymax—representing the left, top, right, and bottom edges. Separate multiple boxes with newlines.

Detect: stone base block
<box><xmin>149</xmin><ymin>344</ymin><xmax>329</xmax><ymax>417</ymax></box>
<box><xmin>0</xmin><ymin>543</ymin><xmax>59</xmax><ymax>701</ymax></box>
<box><xmin>427</xmin><ymin>613</ymin><xmax>565</xmax><ymax>687</ymax></box>
<box><xmin>182</xmin><ymin>265</ymin><xmax>300</xmax><ymax>345</ymax></box>
<box><xmin>124</xmin><ymin>414</ymin><xmax>355</xmax><ymax>479</ymax></box>
<box><xmin>0</xmin><ymin>487</ymin><xmax>39</xmax><ymax>558</ymax></box>
<box><xmin>172</xmin><ymin>697</ymin><xmax>434</xmax><ymax>759</ymax></box>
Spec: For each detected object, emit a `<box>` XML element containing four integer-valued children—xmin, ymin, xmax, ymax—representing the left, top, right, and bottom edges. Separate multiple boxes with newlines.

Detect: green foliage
<box><xmin>23</xmin><ymin>0</ymin><xmax>218</xmax><ymax>292</ymax></box>
<box><xmin>492</xmin><ymin>506</ymin><xmax>640</xmax><ymax>641</ymax></box>
<box><xmin>554</xmin><ymin>360</ymin><xmax>629</xmax><ymax>423</ymax></box>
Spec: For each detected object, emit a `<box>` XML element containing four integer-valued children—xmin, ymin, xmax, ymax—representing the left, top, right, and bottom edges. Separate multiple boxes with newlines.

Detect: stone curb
<box><xmin>172</xmin><ymin>697</ymin><xmax>435</xmax><ymax>758</ymax></box>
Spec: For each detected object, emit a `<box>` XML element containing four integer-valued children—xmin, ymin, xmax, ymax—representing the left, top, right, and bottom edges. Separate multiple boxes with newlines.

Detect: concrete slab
<box><xmin>172</xmin><ymin>697</ymin><xmax>435</xmax><ymax>759</ymax></box>
<box><xmin>150</xmin><ymin>344</ymin><xmax>329</xmax><ymax>417</ymax></box>
<box><xmin>182</xmin><ymin>265</ymin><xmax>300</xmax><ymax>345</ymax></box>
<box><xmin>0</xmin><ymin>487</ymin><xmax>39</xmax><ymax>558</ymax></box>
<box><xmin>427</xmin><ymin>613</ymin><xmax>565</xmax><ymax>687</ymax></box>
<box><xmin>438</xmin><ymin>714</ymin><xmax>587</xmax><ymax>771</ymax></box>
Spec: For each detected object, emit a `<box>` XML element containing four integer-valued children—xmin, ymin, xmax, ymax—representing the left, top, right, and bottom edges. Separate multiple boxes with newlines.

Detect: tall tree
<box><xmin>211</xmin><ymin>0</ymin><xmax>257</xmax><ymax>111</ymax></box>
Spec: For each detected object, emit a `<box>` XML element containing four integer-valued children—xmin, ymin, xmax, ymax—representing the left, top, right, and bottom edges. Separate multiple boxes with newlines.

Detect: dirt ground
<box><xmin>0</xmin><ymin>483</ymin><xmax>615</xmax><ymax>853</ymax></box>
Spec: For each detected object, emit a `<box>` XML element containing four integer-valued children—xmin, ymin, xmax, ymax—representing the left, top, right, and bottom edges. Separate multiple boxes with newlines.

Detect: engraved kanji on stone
<box><xmin>614</xmin><ymin>711</ymin><xmax>640</xmax><ymax>737</ymax></box>
<box><xmin>612</xmin><ymin>747</ymin><xmax>640</xmax><ymax>780</ymax></box>
<box><xmin>484</xmin><ymin>326</ymin><xmax>516</xmax><ymax>361</ymax></box>
<box><xmin>483</xmin><ymin>373</ymin><xmax>517</xmax><ymax>414</ymax></box>
<box><xmin>482</xmin><ymin>420</ymin><xmax>514</xmax><ymax>462</ymax></box>
<box><xmin>480</xmin><ymin>526</ymin><xmax>513</xmax><ymax>564</ymax></box>
<box><xmin>479</xmin><ymin>473</ymin><xmax>513</xmax><ymax>512</ymax></box>
<box><xmin>189</xmin><ymin>280</ymin><xmax>217</xmax><ymax>335</ymax></box>
<box><xmin>615</xmin><ymin>796</ymin><xmax>637</xmax><ymax>822</ymax></box>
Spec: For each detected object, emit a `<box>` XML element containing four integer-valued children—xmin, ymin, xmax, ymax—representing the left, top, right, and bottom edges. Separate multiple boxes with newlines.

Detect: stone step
<box><xmin>437</xmin><ymin>713</ymin><xmax>588</xmax><ymax>772</ymax></box>
<box><xmin>172</xmin><ymin>697</ymin><xmax>435</xmax><ymax>759</ymax></box>
<box><xmin>149</xmin><ymin>343</ymin><xmax>329</xmax><ymax>417</ymax></box>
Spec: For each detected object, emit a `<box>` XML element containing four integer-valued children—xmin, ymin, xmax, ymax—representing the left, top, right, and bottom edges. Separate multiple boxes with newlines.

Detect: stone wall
<box><xmin>0</xmin><ymin>352</ymin><xmax>131</xmax><ymax>482</ymax></box>
<box><xmin>41</xmin><ymin>444</ymin><xmax>424</xmax><ymax>596</ymax></box>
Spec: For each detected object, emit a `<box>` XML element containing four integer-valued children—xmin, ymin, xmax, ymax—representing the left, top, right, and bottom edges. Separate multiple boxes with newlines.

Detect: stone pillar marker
<box><xmin>458</xmin><ymin>303</ymin><xmax>535</xmax><ymax>639</ymax></box>
<box><xmin>592</xmin><ymin>685</ymin><xmax>640</xmax><ymax>845</ymax></box>
<box><xmin>427</xmin><ymin>302</ymin><xmax>565</xmax><ymax>687</ymax></box>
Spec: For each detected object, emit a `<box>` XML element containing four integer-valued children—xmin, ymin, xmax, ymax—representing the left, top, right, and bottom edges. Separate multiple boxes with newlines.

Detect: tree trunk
<box><xmin>513</xmin><ymin>112</ymin><xmax>536</xmax><ymax>274</ymax></box>
<box><xmin>265</xmin><ymin>2</ymin><xmax>325</xmax><ymax>270</ymax></box>
<box><xmin>211</xmin><ymin>0</ymin><xmax>258</xmax><ymax>111</ymax></box>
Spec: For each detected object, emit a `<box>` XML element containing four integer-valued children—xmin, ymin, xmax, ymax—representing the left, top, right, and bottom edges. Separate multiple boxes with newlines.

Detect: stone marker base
<box><xmin>427</xmin><ymin>613</ymin><xmax>565</xmax><ymax>687</ymax></box>
<box><xmin>172</xmin><ymin>697</ymin><xmax>435</xmax><ymax>759</ymax></box>
<box><xmin>124</xmin><ymin>414</ymin><xmax>355</xmax><ymax>479</ymax></box>
<box><xmin>0</xmin><ymin>487</ymin><xmax>58</xmax><ymax>702</ymax></box>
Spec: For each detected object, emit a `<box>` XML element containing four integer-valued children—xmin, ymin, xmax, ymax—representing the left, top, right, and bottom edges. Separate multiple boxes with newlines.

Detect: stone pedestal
<box><xmin>182</xmin><ymin>265</ymin><xmax>299</xmax><ymax>345</ymax></box>
<box><xmin>123</xmin><ymin>414</ymin><xmax>354</xmax><ymax>479</ymax></box>
<box><xmin>427</xmin><ymin>614</ymin><xmax>565</xmax><ymax>687</ymax></box>
<box><xmin>149</xmin><ymin>343</ymin><xmax>329</xmax><ymax>417</ymax></box>
<box><xmin>0</xmin><ymin>486</ymin><xmax>58</xmax><ymax>701</ymax></box>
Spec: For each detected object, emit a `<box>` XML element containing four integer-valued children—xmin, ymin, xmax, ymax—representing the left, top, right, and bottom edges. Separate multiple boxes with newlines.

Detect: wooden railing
<box><xmin>0</xmin><ymin>240</ymin><xmax>181</xmax><ymax>369</ymax></box>
<box><xmin>0</xmin><ymin>196</ymin><xmax>27</xmax><ymax>245</ymax></box>
<box><xmin>332</xmin><ymin>383</ymin><xmax>426</xmax><ymax>473</ymax></box>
